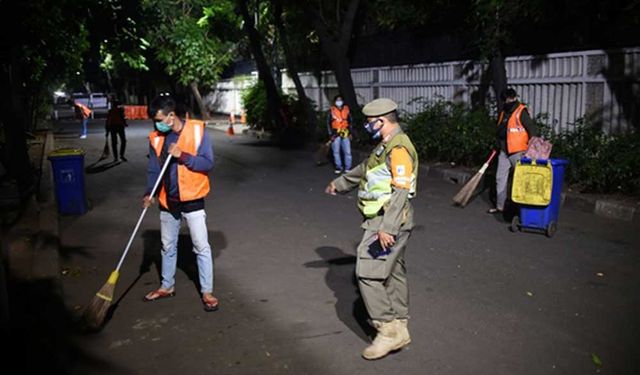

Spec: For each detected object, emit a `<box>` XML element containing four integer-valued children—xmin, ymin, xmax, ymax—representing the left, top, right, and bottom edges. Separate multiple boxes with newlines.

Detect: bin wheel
<box><xmin>546</xmin><ymin>221</ymin><xmax>557</xmax><ymax>237</ymax></box>
<box><xmin>510</xmin><ymin>216</ymin><xmax>520</xmax><ymax>232</ymax></box>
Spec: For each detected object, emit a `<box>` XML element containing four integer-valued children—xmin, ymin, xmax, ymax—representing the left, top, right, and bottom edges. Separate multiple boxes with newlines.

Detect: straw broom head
<box><xmin>82</xmin><ymin>271</ymin><xmax>119</xmax><ymax>330</ymax></box>
<box><xmin>452</xmin><ymin>172</ymin><xmax>483</xmax><ymax>207</ymax></box>
<box><xmin>452</xmin><ymin>150</ymin><xmax>497</xmax><ymax>208</ymax></box>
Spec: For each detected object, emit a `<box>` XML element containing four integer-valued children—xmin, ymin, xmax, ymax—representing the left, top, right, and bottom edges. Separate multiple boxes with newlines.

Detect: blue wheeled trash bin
<box><xmin>48</xmin><ymin>148</ymin><xmax>88</xmax><ymax>215</ymax></box>
<box><xmin>509</xmin><ymin>158</ymin><xmax>569</xmax><ymax>237</ymax></box>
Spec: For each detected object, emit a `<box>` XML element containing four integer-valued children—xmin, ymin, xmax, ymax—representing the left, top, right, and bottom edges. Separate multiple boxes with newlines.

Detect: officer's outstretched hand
<box><xmin>143</xmin><ymin>195</ymin><xmax>155</xmax><ymax>208</ymax></box>
<box><xmin>325</xmin><ymin>182</ymin><xmax>337</xmax><ymax>195</ymax></box>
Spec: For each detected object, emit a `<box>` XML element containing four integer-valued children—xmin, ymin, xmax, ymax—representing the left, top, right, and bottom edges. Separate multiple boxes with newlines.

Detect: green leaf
<box><xmin>591</xmin><ymin>353</ymin><xmax>603</xmax><ymax>367</ymax></box>
<box><xmin>197</xmin><ymin>15</ymin><xmax>209</xmax><ymax>28</ymax></box>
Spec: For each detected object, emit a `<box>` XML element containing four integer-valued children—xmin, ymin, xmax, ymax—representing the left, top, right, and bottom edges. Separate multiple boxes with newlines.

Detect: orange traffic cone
<box><xmin>226</xmin><ymin>122</ymin><xmax>235</xmax><ymax>136</ymax></box>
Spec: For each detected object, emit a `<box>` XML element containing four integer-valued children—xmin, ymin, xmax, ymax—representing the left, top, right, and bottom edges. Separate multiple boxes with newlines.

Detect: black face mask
<box><xmin>503</xmin><ymin>101</ymin><xmax>517</xmax><ymax>112</ymax></box>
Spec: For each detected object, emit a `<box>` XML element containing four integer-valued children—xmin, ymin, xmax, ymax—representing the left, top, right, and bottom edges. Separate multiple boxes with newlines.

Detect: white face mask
<box><xmin>335</xmin><ymin>100</ymin><xmax>344</xmax><ymax>107</ymax></box>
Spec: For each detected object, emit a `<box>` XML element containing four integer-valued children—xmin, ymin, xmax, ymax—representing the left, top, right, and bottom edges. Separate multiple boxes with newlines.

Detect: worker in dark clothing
<box><xmin>106</xmin><ymin>96</ymin><xmax>128</xmax><ymax>162</ymax></box>
<box><xmin>488</xmin><ymin>88</ymin><xmax>537</xmax><ymax>214</ymax></box>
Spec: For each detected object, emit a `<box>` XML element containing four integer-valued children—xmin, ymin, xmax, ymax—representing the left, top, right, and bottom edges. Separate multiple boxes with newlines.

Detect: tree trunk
<box><xmin>189</xmin><ymin>82</ymin><xmax>209</xmax><ymax>120</ymax></box>
<box><xmin>105</xmin><ymin>69</ymin><xmax>114</xmax><ymax>94</ymax></box>
<box><xmin>330</xmin><ymin>56</ymin><xmax>359</xmax><ymax>113</ymax></box>
<box><xmin>272</xmin><ymin>0</ymin><xmax>315</xmax><ymax>127</ymax></box>
<box><xmin>490</xmin><ymin>49</ymin><xmax>508</xmax><ymax>110</ymax></box>
<box><xmin>237</xmin><ymin>0</ymin><xmax>284</xmax><ymax>129</ymax></box>
<box><xmin>305</xmin><ymin>0</ymin><xmax>360</xmax><ymax>113</ymax></box>
<box><xmin>1</xmin><ymin>60</ymin><xmax>34</xmax><ymax>195</ymax></box>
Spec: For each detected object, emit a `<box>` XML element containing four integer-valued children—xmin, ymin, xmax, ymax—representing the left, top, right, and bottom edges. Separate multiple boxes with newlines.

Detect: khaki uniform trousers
<box><xmin>355</xmin><ymin>229</ymin><xmax>411</xmax><ymax>322</ymax></box>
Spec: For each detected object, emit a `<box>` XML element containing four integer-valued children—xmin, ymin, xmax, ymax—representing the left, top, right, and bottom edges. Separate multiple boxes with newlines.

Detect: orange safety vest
<box><xmin>330</xmin><ymin>105</ymin><xmax>350</xmax><ymax>130</ymax></box>
<box><xmin>149</xmin><ymin>119</ymin><xmax>210</xmax><ymax>209</ymax></box>
<box><xmin>497</xmin><ymin>103</ymin><xmax>529</xmax><ymax>154</ymax></box>
<box><xmin>76</xmin><ymin>102</ymin><xmax>92</xmax><ymax>118</ymax></box>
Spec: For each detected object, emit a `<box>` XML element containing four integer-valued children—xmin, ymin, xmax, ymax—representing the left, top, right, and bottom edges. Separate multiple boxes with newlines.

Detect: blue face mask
<box><xmin>335</xmin><ymin>100</ymin><xmax>344</xmax><ymax>107</ymax></box>
<box><xmin>155</xmin><ymin>121</ymin><xmax>172</xmax><ymax>133</ymax></box>
<box><xmin>364</xmin><ymin>118</ymin><xmax>382</xmax><ymax>139</ymax></box>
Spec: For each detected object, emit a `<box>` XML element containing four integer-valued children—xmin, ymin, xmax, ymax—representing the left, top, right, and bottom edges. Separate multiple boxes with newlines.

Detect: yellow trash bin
<box><xmin>511</xmin><ymin>159</ymin><xmax>553</xmax><ymax>206</ymax></box>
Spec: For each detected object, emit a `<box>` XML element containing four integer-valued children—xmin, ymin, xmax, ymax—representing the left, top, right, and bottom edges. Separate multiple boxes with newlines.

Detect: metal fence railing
<box><xmin>207</xmin><ymin>48</ymin><xmax>639</xmax><ymax>133</ymax></box>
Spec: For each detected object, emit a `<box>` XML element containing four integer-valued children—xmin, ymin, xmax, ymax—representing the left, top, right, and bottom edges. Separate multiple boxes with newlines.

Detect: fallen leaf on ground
<box><xmin>591</xmin><ymin>353</ymin><xmax>603</xmax><ymax>367</ymax></box>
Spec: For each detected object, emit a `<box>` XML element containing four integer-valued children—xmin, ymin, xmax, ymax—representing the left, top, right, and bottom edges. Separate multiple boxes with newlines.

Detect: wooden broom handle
<box><xmin>486</xmin><ymin>149</ymin><xmax>498</xmax><ymax>164</ymax></box>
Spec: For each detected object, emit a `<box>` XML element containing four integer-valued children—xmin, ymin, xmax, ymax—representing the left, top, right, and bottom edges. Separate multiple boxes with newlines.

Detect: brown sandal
<box><xmin>143</xmin><ymin>288</ymin><xmax>175</xmax><ymax>302</ymax></box>
<box><xmin>202</xmin><ymin>294</ymin><xmax>219</xmax><ymax>312</ymax></box>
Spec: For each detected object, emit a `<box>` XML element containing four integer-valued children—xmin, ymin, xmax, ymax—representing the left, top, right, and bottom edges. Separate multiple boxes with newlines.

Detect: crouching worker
<box><xmin>325</xmin><ymin>98</ymin><xmax>418</xmax><ymax>360</ymax></box>
<box><xmin>143</xmin><ymin>95</ymin><xmax>219</xmax><ymax>312</ymax></box>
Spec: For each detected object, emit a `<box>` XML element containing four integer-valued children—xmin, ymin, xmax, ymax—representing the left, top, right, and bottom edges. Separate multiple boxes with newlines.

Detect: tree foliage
<box><xmin>1</xmin><ymin>0</ymin><xmax>93</xmax><ymax>191</ymax></box>
<box><xmin>142</xmin><ymin>0</ymin><xmax>237</xmax><ymax>88</ymax></box>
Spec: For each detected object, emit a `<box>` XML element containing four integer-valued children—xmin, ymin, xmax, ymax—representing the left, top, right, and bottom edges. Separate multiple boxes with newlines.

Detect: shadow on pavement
<box><xmin>85</xmin><ymin>160</ymin><xmax>121</xmax><ymax>174</ymax></box>
<box><xmin>304</xmin><ymin>246</ymin><xmax>375</xmax><ymax>343</ymax></box>
<box><xmin>5</xmin><ymin>275</ymin><xmax>120</xmax><ymax>374</ymax></box>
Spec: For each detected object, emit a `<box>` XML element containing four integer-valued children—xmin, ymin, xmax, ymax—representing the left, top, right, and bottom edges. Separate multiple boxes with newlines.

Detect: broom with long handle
<box><xmin>99</xmin><ymin>132</ymin><xmax>110</xmax><ymax>161</ymax></box>
<box><xmin>452</xmin><ymin>149</ymin><xmax>497</xmax><ymax>207</ymax></box>
<box><xmin>84</xmin><ymin>154</ymin><xmax>172</xmax><ymax>329</ymax></box>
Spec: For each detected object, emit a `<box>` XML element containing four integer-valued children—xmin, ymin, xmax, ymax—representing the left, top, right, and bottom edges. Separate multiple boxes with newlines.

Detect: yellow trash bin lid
<box><xmin>512</xmin><ymin>159</ymin><xmax>553</xmax><ymax>206</ymax></box>
<box><xmin>48</xmin><ymin>148</ymin><xmax>85</xmax><ymax>158</ymax></box>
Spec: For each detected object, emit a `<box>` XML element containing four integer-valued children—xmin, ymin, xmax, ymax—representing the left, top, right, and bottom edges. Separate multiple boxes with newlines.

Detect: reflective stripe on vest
<box><xmin>358</xmin><ymin>132</ymin><xmax>418</xmax><ymax>218</ymax></box>
<box><xmin>330</xmin><ymin>106</ymin><xmax>350</xmax><ymax>130</ymax></box>
<box><xmin>498</xmin><ymin>103</ymin><xmax>529</xmax><ymax>154</ymax></box>
<box><xmin>77</xmin><ymin>103</ymin><xmax>92</xmax><ymax>118</ymax></box>
<box><xmin>149</xmin><ymin>119</ymin><xmax>210</xmax><ymax>209</ymax></box>
<box><xmin>358</xmin><ymin>163</ymin><xmax>394</xmax><ymax>217</ymax></box>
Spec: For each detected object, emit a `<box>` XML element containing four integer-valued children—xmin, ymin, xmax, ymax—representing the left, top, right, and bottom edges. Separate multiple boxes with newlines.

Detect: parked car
<box><xmin>72</xmin><ymin>92</ymin><xmax>109</xmax><ymax>109</ymax></box>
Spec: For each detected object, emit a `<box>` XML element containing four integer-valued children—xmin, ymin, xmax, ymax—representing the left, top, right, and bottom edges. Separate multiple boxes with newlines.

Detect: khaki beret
<box><xmin>362</xmin><ymin>98</ymin><xmax>398</xmax><ymax>117</ymax></box>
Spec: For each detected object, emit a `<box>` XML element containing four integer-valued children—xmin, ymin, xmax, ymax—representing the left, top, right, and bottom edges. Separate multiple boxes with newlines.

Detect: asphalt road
<box><xmin>43</xmin><ymin>118</ymin><xmax>640</xmax><ymax>374</ymax></box>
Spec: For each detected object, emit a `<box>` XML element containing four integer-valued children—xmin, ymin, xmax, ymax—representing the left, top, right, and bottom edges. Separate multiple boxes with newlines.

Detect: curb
<box><xmin>427</xmin><ymin>164</ymin><xmax>639</xmax><ymax>223</ymax></box>
<box><xmin>34</xmin><ymin>131</ymin><xmax>60</xmax><ymax>280</ymax></box>
<box><xmin>5</xmin><ymin>131</ymin><xmax>60</xmax><ymax>282</ymax></box>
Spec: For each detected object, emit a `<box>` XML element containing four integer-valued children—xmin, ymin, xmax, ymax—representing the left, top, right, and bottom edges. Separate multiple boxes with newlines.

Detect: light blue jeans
<box><xmin>81</xmin><ymin>117</ymin><xmax>89</xmax><ymax>136</ymax></box>
<box><xmin>331</xmin><ymin>136</ymin><xmax>352</xmax><ymax>171</ymax></box>
<box><xmin>159</xmin><ymin>210</ymin><xmax>214</xmax><ymax>293</ymax></box>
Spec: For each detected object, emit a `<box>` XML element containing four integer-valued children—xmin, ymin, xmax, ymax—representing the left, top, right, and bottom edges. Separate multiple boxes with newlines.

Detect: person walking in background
<box><xmin>142</xmin><ymin>95</ymin><xmax>219</xmax><ymax>312</ymax></box>
<box><xmin>70</xmin><ymin>99</ymin><xmax>92</xmax><ymax>139</ymax></box>
<box><xmin>325</xmin><ymin>98</ymin><xmax>419</xmax><ymax>360</ymax></box>
<box><xmin>105</xmin><ymin>96</ymin><xmax>128</xmax><ymax>162</ymax></box>
<box><xmin>488</xmin><ymin>88</ymin><xmax>537</xmax><ymax>214</ymax></box>
<box><xmin>327</xmin><ymin>94</ymin><xmax>352</xmax><ymax>174</ymax></box>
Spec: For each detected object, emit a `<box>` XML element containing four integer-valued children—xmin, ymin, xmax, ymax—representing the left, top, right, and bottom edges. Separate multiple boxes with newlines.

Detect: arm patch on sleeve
<box><xmin>389</xmin><ymin>147</ymin><xmax>413</xmax><ymax>189</ymax></box>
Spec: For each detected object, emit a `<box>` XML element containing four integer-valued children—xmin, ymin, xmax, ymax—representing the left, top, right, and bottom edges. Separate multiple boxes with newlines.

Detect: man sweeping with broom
<box><xmin>141</xmin><ymin>95</ymin><xmax>218</xmax><ymax>312</ymax></box>
<box><xmin>83</xmin><ymin>95</ymin><xmax>218</xmax><ymax>329</ymax></box>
